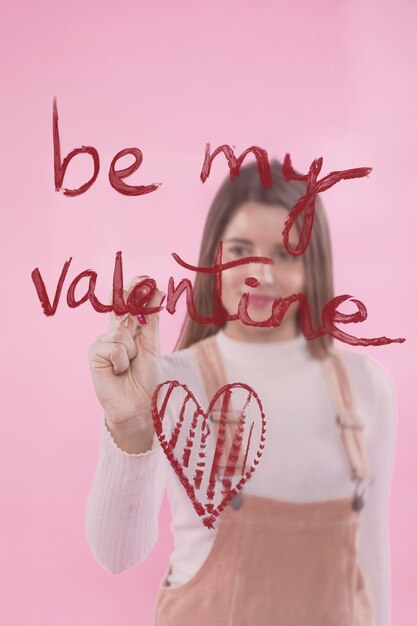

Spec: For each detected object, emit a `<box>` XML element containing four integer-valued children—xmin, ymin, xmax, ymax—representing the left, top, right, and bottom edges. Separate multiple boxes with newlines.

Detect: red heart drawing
<box><xmin>151</xmin><ymin>380</ymin><xmax>266</xmax><ymax>529</ymax></box>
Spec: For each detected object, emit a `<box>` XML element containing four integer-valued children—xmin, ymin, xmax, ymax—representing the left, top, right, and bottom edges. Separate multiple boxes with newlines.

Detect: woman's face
<box><xmin>220</xmin><ymin>202</ymin><xmax>305</xmax><ymax>342</ymax></box>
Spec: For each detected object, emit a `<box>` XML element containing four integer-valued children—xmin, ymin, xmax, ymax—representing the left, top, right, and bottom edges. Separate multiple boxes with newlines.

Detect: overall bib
<box><xmin>153</xmin><ymin>336</ymin><xmax>375</xmax><ymax>626</ymax></box>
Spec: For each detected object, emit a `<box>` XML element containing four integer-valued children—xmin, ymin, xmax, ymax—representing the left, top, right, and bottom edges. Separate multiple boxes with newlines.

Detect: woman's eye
<box><xmin>229</xmin><ymin>245</ymin><xmax>250</xmax><ymax>257</ymax></box>
<box><xmin>276</xmin><ymin>249</ymin><xmax>297</xmax><ymax>261</ymax></box>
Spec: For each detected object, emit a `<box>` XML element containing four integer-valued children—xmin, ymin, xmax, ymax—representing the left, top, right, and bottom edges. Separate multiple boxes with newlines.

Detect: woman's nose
<box><xmin>249</xmin><ymin>260</ymin><xmax>274</xmax><ymax>285</ymax></box>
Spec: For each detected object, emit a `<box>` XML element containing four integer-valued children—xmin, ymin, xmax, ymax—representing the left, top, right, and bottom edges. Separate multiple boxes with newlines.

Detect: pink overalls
<box><xmin>153</xmin><ymin>336</ymin><xmax>375</xmax><ymax>626</ymax></box>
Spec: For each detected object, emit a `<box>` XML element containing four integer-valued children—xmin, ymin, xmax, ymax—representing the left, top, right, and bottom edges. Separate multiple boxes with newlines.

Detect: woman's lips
<box><xmin>245</xmin><ymin>294</ymin><xmax>276</xmax><ymax>307</ymax></box>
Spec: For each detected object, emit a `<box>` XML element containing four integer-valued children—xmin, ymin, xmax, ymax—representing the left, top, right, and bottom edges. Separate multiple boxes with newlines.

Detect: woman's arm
<box><xmin>84</xmin><ymin>346</ymin><xmax>196</xmax><ymax>575</ymax></box>
<box><xmin>355</xmin><ymin>356</ymin><xmax>397</xmax><ymax>626</ymax></box>
<box><xmin>85</xmin><ymin>282</ymin><xmax>169</xmax><ymax>573</ymax></box>
<box><xmin>84</xmin><ymin>416</ymin><xmax>168</xmax><ymax>574</ymax></box>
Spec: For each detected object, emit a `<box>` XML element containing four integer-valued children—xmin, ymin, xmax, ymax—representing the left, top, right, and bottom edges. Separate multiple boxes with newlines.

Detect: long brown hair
<box><xmin>174</xmin><ymin>159</ymin><xmax>334</xmax><ymax>359</ymax></box>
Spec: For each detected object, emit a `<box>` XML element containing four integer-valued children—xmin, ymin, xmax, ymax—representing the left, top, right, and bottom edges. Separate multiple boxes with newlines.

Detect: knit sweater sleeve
<box><xmin>84</xmin><ymin>417</ymin><xmax>167</xmax><ymax>574</ymax></box>
<box><xmin>84</xmin><ymin>353</ymin><xmax>179</xmax><ymax>574</ymax></box>
<box><xmin>342</xmin><ymin>352</ymin><xmax>397</xmax><ymax>626</ymax></box>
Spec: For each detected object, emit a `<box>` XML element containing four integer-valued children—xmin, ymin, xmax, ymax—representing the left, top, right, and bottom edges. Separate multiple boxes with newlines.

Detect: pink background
<box><xmin>1</xmin><ymin>1</ymin><xmax>416</xmax><ymax>624</ymax></box>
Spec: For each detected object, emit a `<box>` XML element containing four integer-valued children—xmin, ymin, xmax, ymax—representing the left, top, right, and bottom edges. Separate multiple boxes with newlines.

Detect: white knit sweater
<box><xmin>85</xmin><ymin>330</ymin><xmax>396</xmax><ymax>626</ymax></box>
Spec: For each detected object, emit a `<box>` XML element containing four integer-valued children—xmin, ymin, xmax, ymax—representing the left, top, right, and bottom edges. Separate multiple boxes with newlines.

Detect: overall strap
<box><xmin>191</xmin><ymin>335</ymin><xmax>248</xmax><ymax>480</ymax></box>
<box><xmin>322</xmin><ymin>351</ymin><xmax>375</xmax><ymax>507</ymax></box>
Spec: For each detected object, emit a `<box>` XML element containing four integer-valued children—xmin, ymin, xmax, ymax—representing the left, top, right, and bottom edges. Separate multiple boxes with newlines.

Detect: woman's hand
<box><xmin>88</xmin><ymin>277</ymin><xmax>166</xmax><ymax>434</ymax></box>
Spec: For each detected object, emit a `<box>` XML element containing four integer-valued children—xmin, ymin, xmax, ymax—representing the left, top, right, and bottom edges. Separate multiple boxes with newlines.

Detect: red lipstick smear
<box><xmin>152</xmin><ymin>380</ymin><xmax>266</xmax><ymax>530</ymax></box>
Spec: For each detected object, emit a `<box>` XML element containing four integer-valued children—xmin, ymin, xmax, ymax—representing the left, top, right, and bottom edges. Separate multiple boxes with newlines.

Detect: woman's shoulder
<box><xmin>162</xmin><ymin>345</ymin><xmax>195</xmax><ymax>376</ymax></box>
<box><xmin>334</xmin><ymin>347</ymin><xmax>396</xmax><ymax>425</ymax></box>
<box><xmin>160</xmin><ymin>343</ymin><xmax>209</xmax><ymax>408</ymax></box>
<box><xmin>335</xmin><ymin>347</ymin><xmax>394</xmax><ymax>393</ymax></box>
<box><xmin>161</xmin><ymin>342</ymin><xmax>209</xmax><ymax>392</ymax></box>
<box><xmin>161</xmin><ymin>335</ymin><xmax>216</xmax><ymax>379</ymax></box>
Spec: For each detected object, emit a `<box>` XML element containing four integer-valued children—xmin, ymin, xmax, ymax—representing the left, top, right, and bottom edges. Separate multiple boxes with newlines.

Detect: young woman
<box><xmin>85</xmin><ymin>160</ymin><xmax>396</xmax><ymax>626</ymax></box>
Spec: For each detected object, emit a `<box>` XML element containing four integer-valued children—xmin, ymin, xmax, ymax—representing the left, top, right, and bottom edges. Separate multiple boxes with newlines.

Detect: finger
<box><xmin>89</xmin><ymin>341</ymin><xmax>130</xmax><ymax>375</ymax></box>
<box><xmin>108</xmin><ymin>275</ymin><xmax>152</xmax><ymax>329</ymax></box>
<box><xmin>133</xmin><ymin>289</ymin><xmax>166</xmax><ymax>352</ymax></box>
<box><xmin>98</xmin><ymin>324</ymin><xmax>138</xmax><ymax>360</ymax></box>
